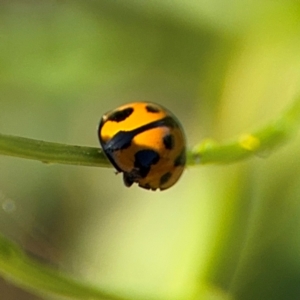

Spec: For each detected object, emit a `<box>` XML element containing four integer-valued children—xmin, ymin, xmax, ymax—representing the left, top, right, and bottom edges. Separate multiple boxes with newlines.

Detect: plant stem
<box><xmin>0</xmin><ymin>233</ymin><xmax>131</xmax><ymax>300</ymax></box>
<box><xmin>0</xmin><ymin>134</ymin><xmax>109</xmax><ymax>167</ymax></box>
<box><xmin>188</xmin><ymin>96</ymin><xmax>300</xmax><ymax>165</ymax></box>
<box><xmin>0</xmin><ymin>96</ymin><xmax>300</xmax><ymax>168</ymax></box>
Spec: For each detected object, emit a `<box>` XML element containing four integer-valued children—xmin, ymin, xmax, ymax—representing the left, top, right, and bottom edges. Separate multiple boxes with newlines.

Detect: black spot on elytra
<box><xmin>107</xmin><ymin>107</ymin><xmax>134</xmax><ymax>122</ymax></box>
<box><xmin>163</xmin><ymin>134</ymin><xmax>174</xmax><ymax>150</ymax></box>
<box><xmin>162</xmin><ymin>116</ymin><xmax>178</xmax><ymax>128</ymax></box>
<box><xmin>145</xmin><ymin>104</ymin><xmax>160</xmax><ymax>113</ymax></box>
<box><xmin>174</xmin><ymin>148</ymin><xmax>186</xmax><ymax>167</ymax></box>
<box><xmin>104</xmin><ymin>130</ymin><xmax>133</xmax><ymax>152</ymax></box>
<box><xmin>134</xmin><ymin>150</ymin><xmax>160</xmax><ymax>178</ymax></box>
<box><xmin>160</xmin><ymin>172</ymin><xmax>172</xmax><ymax>186</ymax></box>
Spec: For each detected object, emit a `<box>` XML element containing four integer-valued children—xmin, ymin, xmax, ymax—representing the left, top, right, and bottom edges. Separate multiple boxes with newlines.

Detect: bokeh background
<box><xmin>1</xmin><ymin>1</ymin><xmax>300</xmax><ymax>299</ymax></box>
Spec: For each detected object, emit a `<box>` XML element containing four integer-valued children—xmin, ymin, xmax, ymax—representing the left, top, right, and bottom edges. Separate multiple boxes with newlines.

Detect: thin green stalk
<box><xmin>188</xmin><ymin>96</ymin><xmax>300</xmax><ymax>165</ymax></box>
<box><xmin>0</xmin><ymin>134</ymin><xmax>109</xmax><ymax>167</ymax></box>
<box><xmin>1</xmin><ymin>96</ymin><xmax>300</xmax><ymax>167</ymax></box>
<box><xmin>0</xmin><ymin>233</ymin><xmax>131</xmax><ymax>300</ymax></box>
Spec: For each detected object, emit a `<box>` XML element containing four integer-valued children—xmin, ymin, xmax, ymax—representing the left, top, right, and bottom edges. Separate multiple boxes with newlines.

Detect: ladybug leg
<box><xmin>123</xmin><ymin>173</ymin><xmax>134</xmax><ymax>187</ymax></box>
<box><xmin>123</xmin><ymin>170</ymin><xmax>141</xmax><ymax>187</ymax></box>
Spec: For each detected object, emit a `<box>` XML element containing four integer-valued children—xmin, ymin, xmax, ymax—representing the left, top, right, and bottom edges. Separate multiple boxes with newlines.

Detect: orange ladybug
<box><xmin>98</xmin><ymin>102</ymin><xmax>186</xmax><ymax>191</ymax></box>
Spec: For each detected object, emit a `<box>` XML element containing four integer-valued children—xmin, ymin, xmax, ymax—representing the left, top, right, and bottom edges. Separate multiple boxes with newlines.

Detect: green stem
<box><xmin>0</xmin><ymin>134</ymin><xmax>109</xmax><ymax>167</ymax></box>
<box><xmin>188</xmin><ymin>96</ymin><xmax>300</xmax><ymax>166</ymax></box>
<box><xmin>0</xmin><ymin>233</ymin><xmax>131</xmax><ymax>300</ymax></box>
<box><xmin>1</xmin><ymin>97</ymin><xmax>300</xmax><ymax>168</ymax></box>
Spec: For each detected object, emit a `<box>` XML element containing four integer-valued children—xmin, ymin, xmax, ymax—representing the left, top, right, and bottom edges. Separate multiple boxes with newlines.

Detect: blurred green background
<box><xmin>1</xmin><ymin>1</ymin><xmax>300</xmax><ymax>299</ymax></box>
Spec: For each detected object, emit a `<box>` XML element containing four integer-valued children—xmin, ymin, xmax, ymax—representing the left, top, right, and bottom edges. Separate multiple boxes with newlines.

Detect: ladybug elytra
<box><xmin>98</xmin><ymin>102</ymin><xmax>186</xmax><ymax>191</ymax></box>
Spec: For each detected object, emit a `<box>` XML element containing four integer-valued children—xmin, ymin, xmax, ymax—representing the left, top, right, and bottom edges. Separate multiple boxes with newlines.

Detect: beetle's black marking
<box><xmin>146</xmin><ymin>104</ymin><xmax>160</xmax><ymax>113</ymax></box>
<box><xmin>102</xmin><ymin>116</ymin><xmax>176</xmax><ymax>153</ymax></box>
<box><xmin>162</xmin><ymin>116</ymin><xmax>179</xmax><ymax>128</ymax></box>
<box><xmin>174</xmin><ymin>148</ymin><xmax>186</xmax><ymax>167</ymax></box>
<box><xmin>103</xmin><ymin>130</ymin><xmax>133</xmax><ymax>152</ymax></box>
<box><xmin>107</xmin><ymin>107</ymin><xmax>134</xmax><ymax>122</ymax></box>
<box><xmin>98</xmin><ymin>121</ymin><xmax>124</xmax><ymax>172</ymax></box>
<box><xmin>134</xmin><ymin>150</ymin><xmax>160</xmax><ymax>178</ymax></box>
<box><xmin>163</xmin><ymin>134</ymin><xmax>174</xmax><ymax>150</ymax></box>
<box><xmin>160</xmin><ymin>172</ymin><xmax>172</xmax><ymax>186</ymax></box>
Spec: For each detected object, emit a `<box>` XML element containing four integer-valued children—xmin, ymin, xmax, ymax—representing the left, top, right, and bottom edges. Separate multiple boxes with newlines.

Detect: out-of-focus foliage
<box><xmin>0</xmin><ymin>1</ymin><xmax>300</xmax><ymax>300</ymax></box>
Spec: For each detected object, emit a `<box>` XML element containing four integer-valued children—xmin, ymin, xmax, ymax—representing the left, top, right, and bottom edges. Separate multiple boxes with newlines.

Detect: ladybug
<box><xmin>98</xmin><ymin>102</ymin><xmax>186</xmax><ymax>191</ymax></box>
